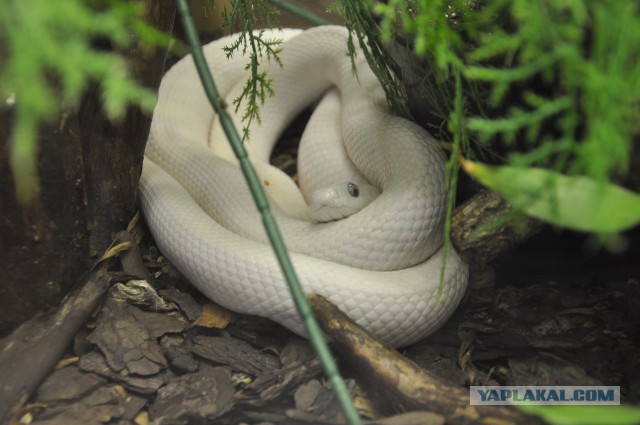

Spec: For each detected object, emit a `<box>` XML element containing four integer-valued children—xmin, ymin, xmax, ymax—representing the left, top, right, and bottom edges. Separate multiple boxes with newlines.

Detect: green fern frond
<box><xmin>464</xmin><ymin>0</ymin><xmax>639</xmax><ymax>182</ymax></box>
<box><xmin>338</xmin><ymin>0</ymin><xmax>638</xmax><ymax>237</ymax></box>
<box><xmin>221</xmin><ymin>0</ymin><xmax>284</xmax><ymax>141</ymax></box>
<box><xmin>0</xmin><ymin>0</ymin><xmax>166</xmax><ymax>203</ymax></box>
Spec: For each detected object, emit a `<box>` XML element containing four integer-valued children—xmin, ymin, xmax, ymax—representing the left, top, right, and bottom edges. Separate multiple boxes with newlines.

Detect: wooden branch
<box><xmin>308</xmin><ymin>294</ymin><xmax>546</xmax><ymax>425</ymax></box>
<box><xmin>0</xmin><ymin>267</ymin><xmax>111</xmax><ymax>423</ymax></box>
<box><xmin>0</xmin><ymin>228</ymin><xmax>155</xmax><ymax>422</ymax></box>
<box><xmin>451</xmin><ymin>189</ymin><xmax>543</xmax><ymax>267</ymax></box>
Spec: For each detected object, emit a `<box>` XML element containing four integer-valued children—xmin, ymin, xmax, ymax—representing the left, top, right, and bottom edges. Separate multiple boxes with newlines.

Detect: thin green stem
<box><xmin>439</xmin><ymin>68</ymin><xmax>464</xmax><ymax>298</ymax></box>
<box><xmin>175</xmin><ymin>1</ymin><xmax>361</xmax><ymax>423</ymax></box>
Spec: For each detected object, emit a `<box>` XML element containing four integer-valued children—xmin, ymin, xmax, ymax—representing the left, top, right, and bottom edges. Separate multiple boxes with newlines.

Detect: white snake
<box><xmin>139</xmin><ymin>26</ymin><xmax>468</xmax><ymax>347</ymax></box>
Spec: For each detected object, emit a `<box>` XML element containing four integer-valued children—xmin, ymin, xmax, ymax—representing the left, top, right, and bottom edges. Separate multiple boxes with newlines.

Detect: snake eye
<box><xmin>347</xmin><ymin>182</ymin><xmax>359</xmax><ymax>198</ymax></box>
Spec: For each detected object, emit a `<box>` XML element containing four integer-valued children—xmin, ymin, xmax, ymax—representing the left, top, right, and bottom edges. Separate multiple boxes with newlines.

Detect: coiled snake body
<box><xmin>139</xmin><ymin>26</ymin><xmax>468</xmax><ymax>347</ymax></box>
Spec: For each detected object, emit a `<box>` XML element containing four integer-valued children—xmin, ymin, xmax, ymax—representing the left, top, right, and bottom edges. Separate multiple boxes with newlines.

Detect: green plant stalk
<box><xmin>439</xmin><ymin>68</ymin><xmax>465</xmax><ymax>298</ymax></box>
<box><xmin>266</xmin><ymin>0</ymin><xmax>332</xmax><ymax>26</ymax></box>
<box><xmin>175</xmin><ymin>1</ymin><xmax>361</xmax><ymax>423</ymax></box>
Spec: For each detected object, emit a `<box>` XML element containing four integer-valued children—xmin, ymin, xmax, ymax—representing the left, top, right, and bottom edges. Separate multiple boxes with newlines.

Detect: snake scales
<box><xmin>139</xmin><ymin>26</ymin><xmax>468</xmax><ymax>347</ymax></box>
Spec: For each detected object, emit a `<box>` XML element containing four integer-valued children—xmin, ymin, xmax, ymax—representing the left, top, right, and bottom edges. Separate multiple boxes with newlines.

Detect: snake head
<box><xmin>310</xmin><ymin>181</ymin><xmax>380</xmax><ymax>223</ymax></box>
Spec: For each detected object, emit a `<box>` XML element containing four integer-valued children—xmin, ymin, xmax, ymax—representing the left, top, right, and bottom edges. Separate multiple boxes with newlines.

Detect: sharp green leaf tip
<box><xmin>468</xmin><ymin>163</ymin><xmax>640</xmax><ymax>233</ymax></box>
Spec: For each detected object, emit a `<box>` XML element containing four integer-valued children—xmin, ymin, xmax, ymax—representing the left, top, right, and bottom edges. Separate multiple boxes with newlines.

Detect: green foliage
<box><xmin>4</xmin><ymin>0</ymin><xmax>638</xmax><ymax>237</ymax></box>
<box><xmin>0</xmin><ymin>0</ymin><xmax>167</xmax><ymax>203</ymax></box>
<box><xmin>333</xmin><ymin>0</ymin><xmax>413</xmax><ymax>118</ymax></box>
<box><xmin>518</xmin><ymin>405</ymin><xmax>640</xmax><ymax>425</ymax></box>
<box><xmin>463</xmin><ymin>0</ymin><xmax>639</xmax><ymax>183</ymax></box>
<box><xmin>373</xmin><ymin>0</ymin><xmax>464</xmax><ymax>70</ymax></box>
<box><xmin>462</xmin><ymin>159</ymin><xmax>640</xmax><ymax>234</ymax></box>
<box><xmin>221</xmin><ymin>0</ymin><xmax>284</xmax><ymax>141</ymax></box>
<box><xmin>341</xmin><ymin>0</ymin><xmax>639</xmax><ymax>238</ymax></box>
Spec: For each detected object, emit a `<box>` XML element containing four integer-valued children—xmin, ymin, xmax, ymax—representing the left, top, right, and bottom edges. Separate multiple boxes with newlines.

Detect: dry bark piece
<box><xmin>0</xmin><ymin>231</ymin><xmax>176</xmax><ymax>422</ymax></box>
<box><xmin>279</xmin><ymin>337</ymin><xmax>317</xmax><ymax>366</ymax></box>
<box><xmin>237</xmin><ymin>339</ymin><xmax>324</xmax><ymax>405</ymax></box>
<box><xmin>111</xmin><ymin>280</ymin><xmax>177</xmax><ymax>312</ymax></box>
<box><xmin>87</xmin><ymin>298</ymin><xmax>169</xmax><ymax>376</ymax></box>
<box><xmin>225</xmin><ymin>314</ymin><xmax>295</xmax><ymax>350</ymax></box>
<box><xmin>128</xmin><ymin>303</ymin><xmax>189</xmax><ymax>338</ymax></box>
<box><xmin>292</xmin><ymin>378</ymin><xmax>352</xmax><ymax>423</ymax></box>
<box><xmin>451</xmin><ymin>189</ymin><xmax>543</xmax><ymax>267</ymax></box>
<box><xmin>191</xmin><ymin>335</ymin><xmax>280</xmax><ymax>376</ymax></box>
<box><xmin>148</xmin><ymin>365</ymin><xmax>235</xmax><ymax>424</ymax></box>
<box><xmin>243</xmin><ymin>357</ymin><xmax>323</xmax><ymax>403</ymax></box>
<box><xmin>194</xmin><ymin>302</ymin><xmax>236</xmax><ymax>329</ymax></box>
<box><xmin>31</xmin><ymin>385</ymin><xmax>129</xmax><ymax>425</ymax></box>
<box><xmin>160</xmin><ymin>334</ymin><xmax>200</xmax><ymax>373</ymax></box>
<box><xmin>113</xmin><ymin>230</ymin><xmax>156</xmax><ymax>284</ymax></box>
<box><xmin>79</xmin><ymin>351</ymin><xmax>168</xmax><ymax>395</ymax></box>
<box><xmin>0</xmin><ymin>268</ymin><xmax>111</xmax><ymax>424</ymax></box>
<box><xmin>120</xmin><ymin>392</ymin><xmax>149</xmax><ymax>422</ymax></box>
<box><xmin>35</xmin><ymin>365</ymin><xmax>106</xmax><ymax>403</ymax></box>
<box><xmin>160</xmin><ymin>287</ymin><xmax>203</xmax><ymax>321</ymax></box>
<box><xmin>308</xmin><ymin>294</ymin><xmax>547</xmax><ymax>425</ymax></box>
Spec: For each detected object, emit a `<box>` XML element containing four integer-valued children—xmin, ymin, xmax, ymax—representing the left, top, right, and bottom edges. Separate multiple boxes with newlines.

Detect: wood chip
<box><xmin>191</xmin><ymin>335</ymin><xmax>280</xmax><ymax>376</ymax></box>
<box><xmin>87</xmin><ymin>298</ymin><xmax>172</xmax><ymax>376</ymax></box>
<box><xmin>79</xmin><ymin>352</ymin><xmax>167</xmax><ymax>395</ymax></box>
<box><xmin>194</xmin><ymin>302</ymin><xmax>236</xmax><ymax>329</ymax></box>
<box><xmin>36</xmin><ymin>365</ymin><xmax>106</xmax><ymax>403</ymax></box>
<box><xmin>160</xmin><ymin>334</ymin><xmax>199</xmax><ymax>373</ymax></box>
<box><xmin>149</xmin><ymin>365</ymin><xmax>234</xmax><ymax>424</ymax></box>
<box><xmin>293</xmin><ymin>379</ymin><xmax>346</xmax><ymax>423</ymax></box>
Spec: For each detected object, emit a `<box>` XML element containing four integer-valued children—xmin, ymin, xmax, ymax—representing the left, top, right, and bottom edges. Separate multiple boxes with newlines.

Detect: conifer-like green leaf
<box><xmin>0</xmin><ymin>0</ymin><xmax>166</xmax><ymax>203</ymax></box>
<box><xmin>461</xmin><ymin>159</ymin><xmax>640</xmax><ymax>233</ymax></box>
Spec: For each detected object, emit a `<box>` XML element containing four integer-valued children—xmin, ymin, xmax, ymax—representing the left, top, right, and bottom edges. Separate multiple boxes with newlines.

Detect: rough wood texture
<box><xmin>308</xmin><ymin>294</ymin><xmax>547</xmax><ymax>425</ymax></box>
<box><xmin>0</xmin><ymin>267</ymin><xmax>111</xmax><ymax>424</ymax></box>
<box><xmin>451</xmin><ymin>189</ymin><xmax>543</xmax><ymax>267</ymax></box>
<box><xmin>79</xmin><ymin>1</ymin><xmax>175</xmax><ymax>257</ymax></box>
<box><xmin>0</xmin><ymin>229</ymin><xmax>160</xmax><ymax>423</ymax></box>
<box><xmin>0</xmin><ymin>0</ymin><xmax>175</xmax><ymax>335</ymax></box>
<box><xmin>0</xmin><ymin>107</ymin><xmax>89</xmax><ymax>335</ymax></box>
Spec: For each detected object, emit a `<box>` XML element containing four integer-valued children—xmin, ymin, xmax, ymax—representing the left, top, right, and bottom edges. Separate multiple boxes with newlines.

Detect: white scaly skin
<box><xmin>297</xmin><ymin>88</ymin><xmax>381</xmax><ymax>223</ymax></box>
<box><xmin>139</xmin><ymin>26</ymin><xmax>468</xmax><ymax>347</ymax></box>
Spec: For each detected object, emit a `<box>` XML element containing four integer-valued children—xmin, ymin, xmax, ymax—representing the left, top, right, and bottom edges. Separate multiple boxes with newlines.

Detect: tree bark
<box><xmin>0</xmin><ymin>0</ymin><xmax>175</xmax><ymax>335</ymax></box>
<box><xmin>0</xmin><ymin>106</ymin><xmax>88</xmax><ymax>335</ymax></box>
